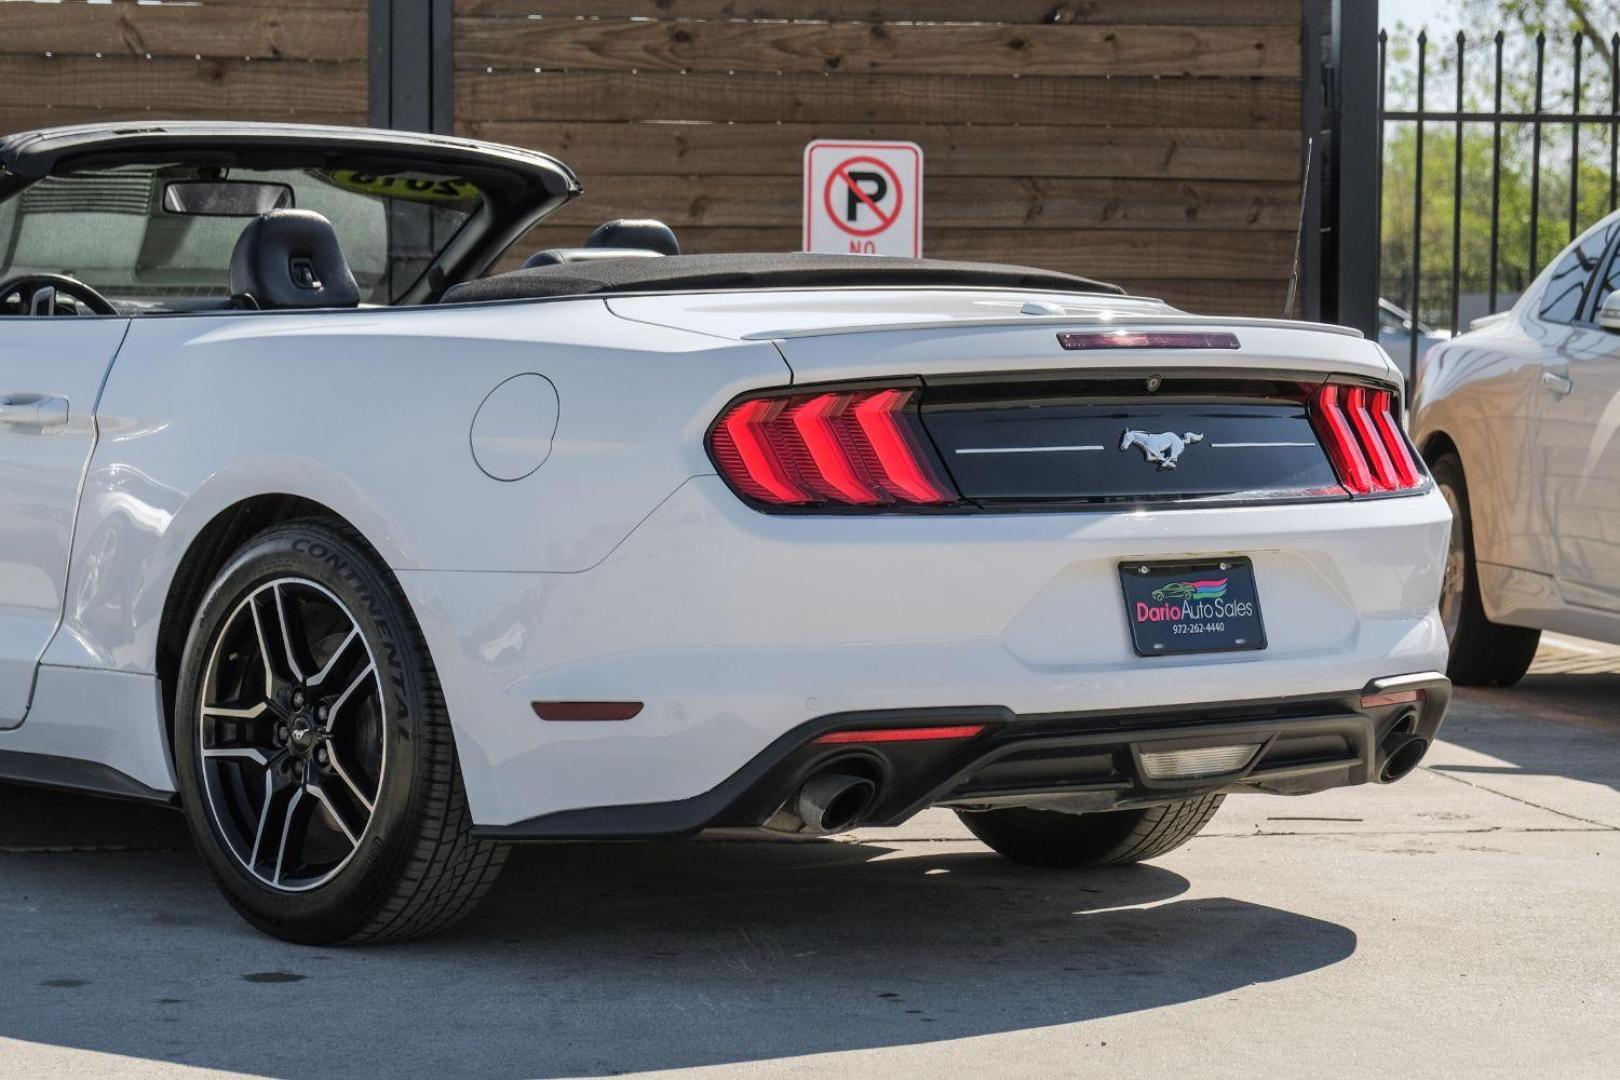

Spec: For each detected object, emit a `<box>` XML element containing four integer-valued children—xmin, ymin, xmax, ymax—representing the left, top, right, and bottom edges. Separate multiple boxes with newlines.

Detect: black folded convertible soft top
<box><xmin>443</xmin><ymin>253</ymin><xmax>1124</xmax><ymax>303</ymax></box>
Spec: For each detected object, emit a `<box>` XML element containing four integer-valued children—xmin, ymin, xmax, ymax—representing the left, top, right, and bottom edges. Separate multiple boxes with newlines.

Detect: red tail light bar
<box><xmin>708</xmin><ymin>385</ymin><xmax>959</xmax><ymax>509</ymax></box>
<box><xmin>813</xmin><ymin>724</ymin><xmax>986</xmax><ymax>745</ymax></box>
<box><xmin>1309</xmin><ymin>382</ymin><xmax>1426</xmax><ymax>496</ymax></box>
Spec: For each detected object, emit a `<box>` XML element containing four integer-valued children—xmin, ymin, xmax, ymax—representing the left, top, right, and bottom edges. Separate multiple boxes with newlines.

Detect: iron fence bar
<box><xmin>1611</xmin><ymin>34</ymin><xmax>1618</xmax><ymax>212</ymax></box>
<box><xmin>1453</xmin><ymin>32</ymin><xmax>1466</xmax><ymax>334</ymax></box>
<box><xmin>1572</xmin><ymin>32</ymin><xmax>1583</xmax><ymax>243</ymax></box>
<box><xmin>1412</xmin><ymin>31</ymin><xmax>1427</xmax><ymax>382</ymax></box>
<box><xmin>1378</xmin><ymin>28</ymin><xmax>1389</xmax><ymax>228</ymax></box>
<box><xmin>1530</xmin><ymin>32</ymin><xmax>1545</xmax><ymax>278</ymax></box>
<box><xmin>1490</xmin><ymin>31</ymin><xmax>1504</xmax><ymax>314</ymax></box>
<box><xmin>1383</xmin><ymin>26</ymin><xmax>1620</xmax><ymax>338</ymax></box>
<box><xmin>1385</xmin><ymin>109</ymin><xmax>1620</xmax><ymax>121</ymax></box>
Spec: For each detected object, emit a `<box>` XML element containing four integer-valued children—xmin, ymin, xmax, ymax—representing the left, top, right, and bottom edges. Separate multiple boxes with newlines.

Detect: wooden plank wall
<box><xmin>0</xmin><ymin>0</ymin><xmax>369</xmax><ymax>134</ymax></box>
<box><xmin>455</xmin><ymin>1</ymin><xmax>1306</xmax><ymax>315</ymax></box>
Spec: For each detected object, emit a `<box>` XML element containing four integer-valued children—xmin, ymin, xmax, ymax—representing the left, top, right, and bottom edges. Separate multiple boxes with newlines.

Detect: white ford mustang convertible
<box><xmin>0</xmin><ymin>123</ymin><xmax>1453</xmax><ymax>944</ymax></box>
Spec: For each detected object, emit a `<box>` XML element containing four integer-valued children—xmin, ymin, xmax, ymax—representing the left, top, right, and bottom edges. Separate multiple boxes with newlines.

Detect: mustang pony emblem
<box><xmin>1120</xmin><ymin>429</ymin><xmax>1204</xmax><ymax>470</ymax></box>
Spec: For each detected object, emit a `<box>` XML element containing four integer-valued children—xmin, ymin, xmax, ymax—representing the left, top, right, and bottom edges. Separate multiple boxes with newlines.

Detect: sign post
<box><xmin>803</xmin><ymin>140</ymin><xmax>923</xmax><ymax>257</ymax></box>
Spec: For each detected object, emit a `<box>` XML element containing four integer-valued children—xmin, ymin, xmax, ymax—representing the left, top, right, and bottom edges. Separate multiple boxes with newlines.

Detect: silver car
<box><xmin>1411</xmin><ymin>212</ymin><xmax>1620</xmax><ymax>685</ymax></box>
<box><xmin>1378</xmin><ymin>297</ymin><xmax>1449</xmax><ymax>365</ymax></box>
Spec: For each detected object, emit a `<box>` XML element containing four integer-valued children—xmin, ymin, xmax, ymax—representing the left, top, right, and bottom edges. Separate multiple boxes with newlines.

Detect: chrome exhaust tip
<box><xmin>764</xmin><ymin>770</ymin><xmax>878</xmax><ymax>836</ymax></box>
<box><xmin>1379</xmin><ymin>732</ymin><xmax>1430</xmax><ymax>783</ymax></box>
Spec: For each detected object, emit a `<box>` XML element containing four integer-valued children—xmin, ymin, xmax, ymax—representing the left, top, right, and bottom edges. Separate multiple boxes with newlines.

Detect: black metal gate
<box><xmin>1380</xmin><ymin>24</ymin><xmax>1620</xmax><ymax>379</ymax></box>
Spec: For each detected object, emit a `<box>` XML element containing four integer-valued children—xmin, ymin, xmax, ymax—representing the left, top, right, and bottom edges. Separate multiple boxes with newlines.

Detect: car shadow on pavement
<box><xmin>1439</xmin><ymin>672</ymin><xmax>1620</xmax><ymax>795</ymax></box>
<box><xmin>0</xmin><ymin>786</ymin><xmax>1357</xmax><ymax>1078</ymax></box>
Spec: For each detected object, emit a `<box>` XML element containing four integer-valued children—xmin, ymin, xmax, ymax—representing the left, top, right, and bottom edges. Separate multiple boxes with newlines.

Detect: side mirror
<box><xmin>1599</xmin><ymin>290</ymin><xmax>1620</xmax><ymax>332</ymax></box>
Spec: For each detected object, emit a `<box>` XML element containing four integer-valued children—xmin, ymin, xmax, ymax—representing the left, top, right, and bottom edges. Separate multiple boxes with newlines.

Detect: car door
<box><xmin>1535</xmin><ymin>228</ymin><xmax>1620</xmax><ymax>612</ymax></box>
<box><xmin>0</xmin><ymin>317</ymin><xmax>128</xmax><ymax>727</ymax></box>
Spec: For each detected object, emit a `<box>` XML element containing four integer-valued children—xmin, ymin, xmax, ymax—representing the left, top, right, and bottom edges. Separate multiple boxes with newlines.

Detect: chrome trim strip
<box><xmin>953</xmin><ymin>444</ymin><xmax>1105</xmax><ymax>455</ymax></box>
<box><xmin>1209</xmin><ymin>441</ymin><xmax>1317</xmax><ymax>448</ymax></box>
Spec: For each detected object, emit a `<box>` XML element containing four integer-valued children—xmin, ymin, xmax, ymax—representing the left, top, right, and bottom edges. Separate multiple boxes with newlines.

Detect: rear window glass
<box><xmin>0</xmin><ymin>164</ymin><xmax>480</xmax><ymax>310</ymax></box>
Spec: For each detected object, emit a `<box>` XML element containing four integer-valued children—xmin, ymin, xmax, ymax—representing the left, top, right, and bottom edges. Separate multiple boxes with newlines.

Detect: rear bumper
<box><xmin>475</xmin><ymin>673</ymin><xmax>1451</xmax><ymax>840</ymax></box>
<box><xmin>399</xmin><ymin>476</ymin><xmax>1453</xmax><ymax>829</ymax></box>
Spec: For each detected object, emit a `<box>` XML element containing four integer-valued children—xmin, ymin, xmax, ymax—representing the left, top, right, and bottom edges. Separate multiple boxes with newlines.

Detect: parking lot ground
<box><xmin>2</xmin><ymin>640</ymin><xmax>1618</xmax><ymax>1079</ymax></box>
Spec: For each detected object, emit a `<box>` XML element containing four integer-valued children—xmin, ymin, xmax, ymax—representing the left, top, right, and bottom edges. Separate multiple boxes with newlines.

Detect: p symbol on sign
<box><xmin>844</xmin><ymin>170</ymin><xmax>888</xmax><ymax>222</ymax></box>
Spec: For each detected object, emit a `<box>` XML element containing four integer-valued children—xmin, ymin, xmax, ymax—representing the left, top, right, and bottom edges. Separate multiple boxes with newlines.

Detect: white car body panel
<box><xmin>1</xmin><ymin>285</ymin><xmax>1449</xmax><ymax>827</ymax></box>
<box><xmin>0</xmin><ymin>318</ymin><xmax>127</xmax><ymax>726</ymax></box>
<box><xmin>1412</xmin><ymin>213</ymin><xmax>1620</xmax><ymax>643</ymax></box>
<box><xmin>402</xmin><ymin>478</ymin><xmax>1449</xmax><ymax>825</ymax></box>
<box><xmin>39</xmin><ymin>299</ymin><xmax>788</xmax><ymax>681</ymax></box>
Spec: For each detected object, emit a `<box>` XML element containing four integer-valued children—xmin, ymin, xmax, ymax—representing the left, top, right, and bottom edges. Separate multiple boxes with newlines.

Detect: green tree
<box><xmin>1383</xmin><ymin>6</ymin><xmax>1620</xmax><ymax>329</ymax></box>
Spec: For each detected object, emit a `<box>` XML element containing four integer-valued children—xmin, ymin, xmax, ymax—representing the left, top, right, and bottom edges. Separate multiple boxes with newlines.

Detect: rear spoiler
<box><xmin>745</xmin><ymin>312</ymin><xmax>1369</xmax><ymax>342</ymax></box>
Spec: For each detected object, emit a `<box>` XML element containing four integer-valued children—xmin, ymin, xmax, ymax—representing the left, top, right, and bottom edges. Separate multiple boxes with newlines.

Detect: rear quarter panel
<box><xmin>1410</xmin><ymin>314</ymin><xmax>1552</xmax><ymax>577</ymax></box>
<box><xmin>49</xmin><ymin>299</ymin><xmax>789</xmax><ymax>674</ymax></box>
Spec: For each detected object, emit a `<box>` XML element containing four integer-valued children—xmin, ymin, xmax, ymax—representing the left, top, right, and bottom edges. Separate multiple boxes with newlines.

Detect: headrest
<box><xmin>228</xmin><ymin>209</ymin><xmax>360</xmax><ymax>309</ymax></box>
<box><xmin>584</xmin><ymin>219</ymin><xmax>680</xmax><ymax>255</ymax></box>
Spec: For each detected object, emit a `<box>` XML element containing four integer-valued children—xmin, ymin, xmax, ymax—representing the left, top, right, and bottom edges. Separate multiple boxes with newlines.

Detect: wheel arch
<box><xmin>1419</xmin><ymin>429</ymin><xmax>1460</xmax><ymax>469</ymax></box>
<box><xmin>154</xmin><ymin>494</ymin><xmax>382</xmax><ymax>764</ymax></box>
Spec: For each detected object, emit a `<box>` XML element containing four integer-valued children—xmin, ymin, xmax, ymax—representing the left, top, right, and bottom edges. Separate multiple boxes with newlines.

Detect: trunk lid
<box><xmin>615</xmin><ymin>288</ymin><xmax>1405</xmax><ymax>509</ymax></box>
<box><xmin>921</xmin><ymin>373</ymin><xmax>1341</xmax><ymax>506</ymax></box>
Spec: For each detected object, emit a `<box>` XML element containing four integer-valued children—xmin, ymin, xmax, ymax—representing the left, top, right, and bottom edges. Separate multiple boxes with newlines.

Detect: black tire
<box><xmin>174</xmin><ymin>518</ymin><xmax>506</xmax><ymax>945</ymax></box>
<box><xmin>1431</xmin><ymin>453</ymin><xmax>1540</xmax><ymax>687</ymax></box>
<box><xmin>957</xmin><ymin>795</ymin><xmax>1224</xmax><ymax>869</ymax></box>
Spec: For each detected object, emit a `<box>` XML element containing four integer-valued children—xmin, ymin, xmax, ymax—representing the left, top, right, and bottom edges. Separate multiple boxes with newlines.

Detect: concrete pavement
<box><xmin>1</xmin><ymin>640</ymin><xmax>1617</xmax><ymax>1079</ymax></box>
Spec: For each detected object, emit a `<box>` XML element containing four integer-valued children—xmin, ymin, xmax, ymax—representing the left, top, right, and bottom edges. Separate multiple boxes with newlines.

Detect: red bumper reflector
<box><xmin>1360</xmin><ymin>689</ymin><xmax>1425</xmax><ymax>709</ymax></box>
<box><xmin>532</xmin><ymin>701</ymin><xmax>645</xmax><ymax>722</ymax></box>
<box><xmin>813</xmin><ymin>724</ymin><xmax>986</xmax><ymax>745</ymax></box>
<box><xmin>1057</xmin><ymin>330</ymin><xmax>1241</xmax><ymax>351</ymax></box>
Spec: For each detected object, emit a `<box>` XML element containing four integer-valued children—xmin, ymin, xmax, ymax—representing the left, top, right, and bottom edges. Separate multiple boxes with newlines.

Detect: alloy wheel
<box><xmin>197</xmin><ymin>577</ymin><xmax>386</xmax><ymax>892</ymax></box>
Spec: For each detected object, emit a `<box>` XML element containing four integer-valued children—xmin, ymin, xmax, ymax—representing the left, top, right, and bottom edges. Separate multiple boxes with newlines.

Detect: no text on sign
<box><xmin>803</xmin><ymin>140</ymin><xmax>923</xmax><ymax>257</ymax></box>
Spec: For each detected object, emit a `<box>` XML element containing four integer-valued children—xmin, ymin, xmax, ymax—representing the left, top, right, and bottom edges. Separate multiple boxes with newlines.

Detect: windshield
<box><xmin>0</xmin><ymin>164</ymin><xmax>481</xmax><ymax>309</ymax></box>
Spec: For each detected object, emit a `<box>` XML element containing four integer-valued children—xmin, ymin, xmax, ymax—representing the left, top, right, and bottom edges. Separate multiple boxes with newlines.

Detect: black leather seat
<box><xmin>229</xmin><ymin>209</ymin><xmax>361</xmax><ymax>309</ymax></box>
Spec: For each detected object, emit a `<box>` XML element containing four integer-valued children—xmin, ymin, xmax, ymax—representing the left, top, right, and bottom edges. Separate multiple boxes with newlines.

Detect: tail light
<box><xmin>708</xmin><ymin>385</ymin><xmax>959</xmax><ymax>509</ymax></box>
<box><xmin>1309</xmin><ymin>381</ymin><xmax>1426</xmax><ymax>496</ymax></box>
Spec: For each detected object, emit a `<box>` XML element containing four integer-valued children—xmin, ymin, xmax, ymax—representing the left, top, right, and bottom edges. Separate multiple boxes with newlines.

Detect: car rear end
<box><xmin>446</xmin><ymin>291</ymin><xmax>1452</xmax><ymax>839</ymax></box>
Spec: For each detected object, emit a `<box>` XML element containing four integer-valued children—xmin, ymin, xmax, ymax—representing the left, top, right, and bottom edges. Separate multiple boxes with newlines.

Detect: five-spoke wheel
<box><xmin>198</xmin><ymin>578</ymin><xmax>384</xmax><ymax>891</ymax></box>
<box><xmin>175</xmin><ymin>519</ymin><xmax>507</xmax><ymax>944</ymax></box>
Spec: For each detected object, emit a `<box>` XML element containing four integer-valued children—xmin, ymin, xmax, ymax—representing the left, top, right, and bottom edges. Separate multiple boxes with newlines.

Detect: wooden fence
<box><xmin>0</xmin><ymin>0</ymin><xmax>369</xmax><ymax>133</ymax></box>
<box><xmin>453</xmin><ymin>1</ymin><xmax>1307</xmax><ymax>314</ymax></box>
<box><xmin>0</xmin><ymin>0</ymin><xmax>1309</xmax><ymax>316</ymax></box>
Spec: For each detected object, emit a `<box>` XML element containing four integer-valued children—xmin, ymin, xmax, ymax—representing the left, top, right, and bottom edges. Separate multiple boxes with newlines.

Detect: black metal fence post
<box><xmin>1451</xmin><ymin>32</ymin><xmax>1465</xmax><ymax>336</ymax></box>
<box><xmin>1572</xmin><ymin>32</ymin><xmax>1584</xmax><ymax>242</ymax></box>
<box><xmin>1529</xmin><ymin>32</ymin><xmax>1545</xmax><ymax>278</ymax></box>
<box><xmin>1489</xmin><ymin>32</ymin><xmax>1504</xmax><ymax>313</ymax></box>
<box><xmin>1329</xmin><ymin>0</ymin><xmax>1383</xmax><ymax>338</ymax></box>
<box><xmin>1411</xmin><ymin>32</ymin><xmax>1427</xmax><ymax>379</ymax></box>
<box><xmin>368</xmin><ymin>0</ymin><xmax>455</xmax><ymax>134</ymax></box>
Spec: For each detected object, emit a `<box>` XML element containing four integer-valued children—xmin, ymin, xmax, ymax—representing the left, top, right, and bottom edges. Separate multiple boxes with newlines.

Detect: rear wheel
<box><xmin>1432</xmin><ymin>453</ymin><xmax>1540</xmax><ymax>687</ymax></box>
<box><xmin>957</xmin><ymin>796</ymin><xmax>1223</xmax><ymax>868</ymax></box>
<box><xmin>174</xmin><ymin>519</ymin><xmax>506</xmax><ymax>944</ymax></box>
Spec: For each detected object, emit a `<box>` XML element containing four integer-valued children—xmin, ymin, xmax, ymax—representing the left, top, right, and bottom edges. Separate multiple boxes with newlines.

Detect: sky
<box><xmin>1383</xmin><ymin>0</ymin><xmax>1465</xmax><ymax>31</ymax></box>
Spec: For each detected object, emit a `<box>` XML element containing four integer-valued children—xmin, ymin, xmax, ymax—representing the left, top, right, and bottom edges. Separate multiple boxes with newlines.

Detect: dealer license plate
<box><xmin>1118</xmin><ymin>558</ymin><xmax>1267</xmax><ymax>657</ymax></box>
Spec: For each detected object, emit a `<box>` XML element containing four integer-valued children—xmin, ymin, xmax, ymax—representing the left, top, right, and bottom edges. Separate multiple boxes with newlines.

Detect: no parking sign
<box><xmin>803</xmin><ymin>139</ymin><xmax>923</xmax><ymax>257</ymax></box>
